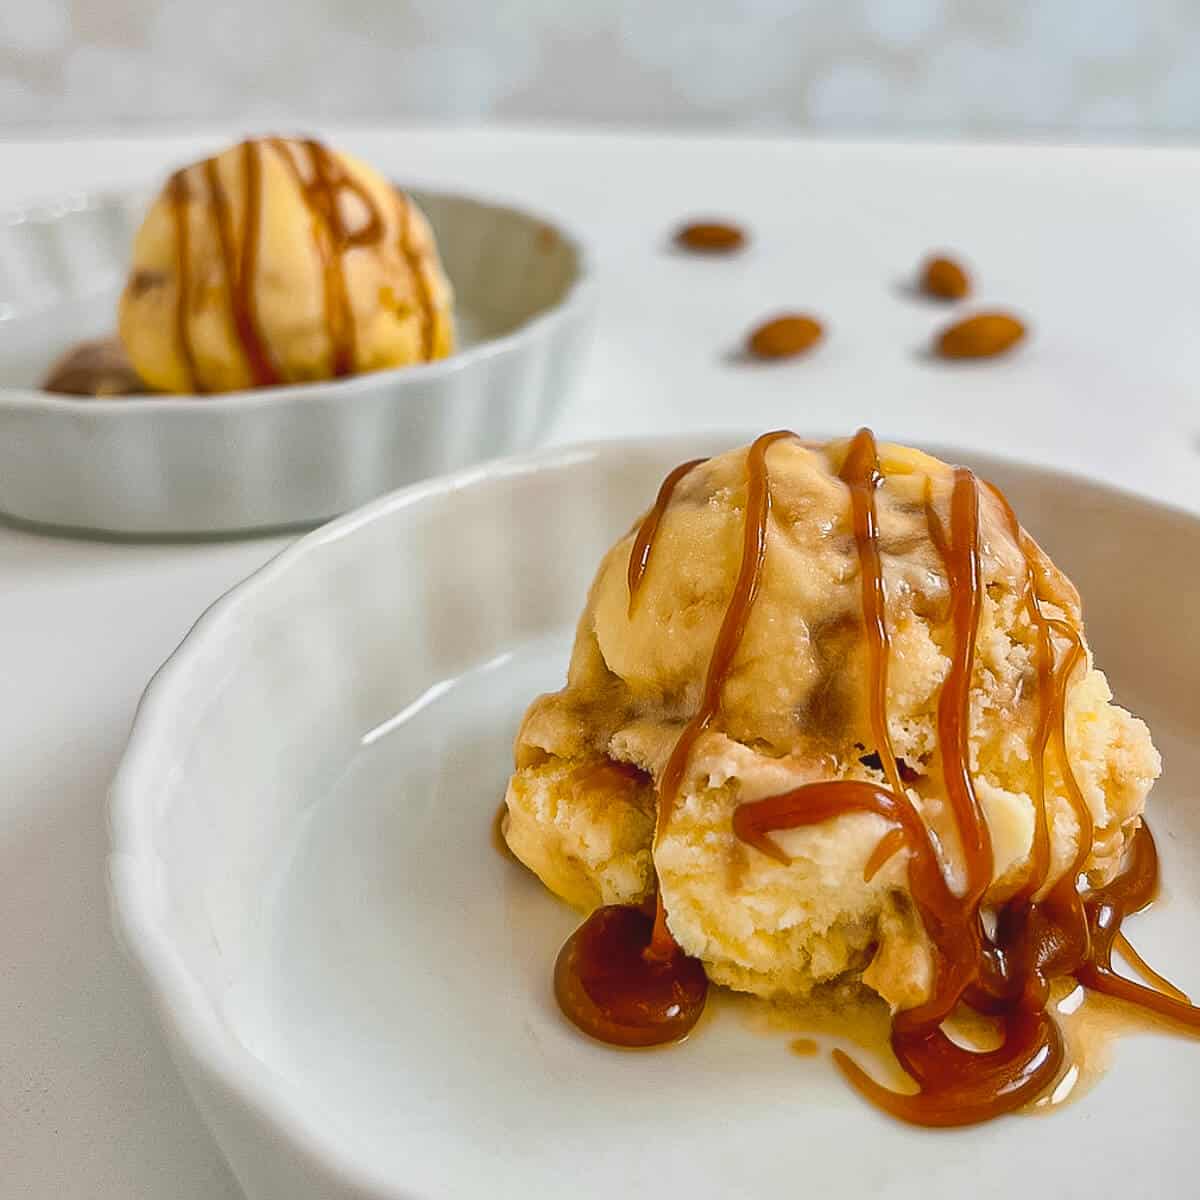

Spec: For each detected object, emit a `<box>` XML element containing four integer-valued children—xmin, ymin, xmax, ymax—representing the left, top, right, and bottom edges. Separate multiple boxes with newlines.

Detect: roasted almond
<box><xmin>747</xmin><ymin>314</ymin><xmax>824</xmax><ymax>359</ymax></box>
<box><xmin>920</xmin><ymin>255</ymin><xmax>970</xmax><ymax>300</ymax></box>
<box><xmin>935</xmin><ymin>312</ymin><xmax>1025</xmax><ymax>359</ymax></box>
<box><xmin>675</xmin><ymin>220</ymin><xmax>746</xmax><ymax>253</ymax></box>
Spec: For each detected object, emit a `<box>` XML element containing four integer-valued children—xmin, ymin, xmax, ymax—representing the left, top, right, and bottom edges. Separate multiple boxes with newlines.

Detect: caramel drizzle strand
<box><xmin>655</xmin><ymin>431</ymin><xmax>795</xmax><ymax>840</ymax></box>
<box><xmin>863</xmin><ymin>824</ymin><xmax>907</xmax><ymax>883</ymax></box>
<box><xmin>237</xmin><ymin>141</ymin><xmax>278</xmax><ymax>386</ymax></box>
<box><xmin>270</xmin><ymin>137</ymin><xmax>388</xmax><ymax>378</ymax></box>
<box><xmin>926</xmin><ymin>467</ymin><xmax>993</xmax><ymax>908</ymax></box>
<box><xmin>644</xmin><ymin>432</ymin><xmax>791</xmax><ymax>960</ymax></box>
<box><xmin>167</xmin><ymin>170</ymin><xmax>200</xmax><ymax>393</ymax></box>
<box><xmin>839</xmin><ymin>429</ymin><xmax>905</xmax><ymax>797</ymax></box>
<box><xmin>1113</xmin><ymin>930</ymin><xmax>1191</xmax><ymax>1004</ymax></box>
<box><xmin>627</xmin><ymin>457</ymin><xmax>708</xmax><ymax>616</ymax></box>
<box><xmin>304</xmin><ymin>138</ymin><xmax>359</xmax><ymax>377</ymax></box>
<box><xmin>1076</xmin><ymin>824</ymin><xmax>1200</xmax><ymax>1028</ymax></box>
<box><xmin>988</xmin><ymin>484</ymin><xmax>1056</xmax><ymax>899</ymax></box>
<box><xmin>987</xmin><ymin>482</ymin><xmax>1092</xmax><ymax>900</ymax></box>
<box><xmin>202</xmin><ymin>146</ymin><xmax>279</xmax><ymax>388</ymax></box>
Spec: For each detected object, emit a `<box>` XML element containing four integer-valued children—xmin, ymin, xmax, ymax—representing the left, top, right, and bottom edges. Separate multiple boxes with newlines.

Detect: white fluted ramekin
<box><xmin>0</xmin><ymin>187</ymin><xmax>593</xmax><ymax>535</ymax></box>
<box><xmin>108</xmin><ymin>435</ymin><xmax>1200</xmax><ymax>1198</ymax></box>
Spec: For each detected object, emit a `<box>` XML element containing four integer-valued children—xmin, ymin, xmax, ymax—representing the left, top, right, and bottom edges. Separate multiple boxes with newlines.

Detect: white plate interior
<box><xmin>0</xmin><ymin>188</ymin><xmax>580</xmax><ymax>392</ymax></box>
<box><xmin>111</xmin><ymin>438</ymin><xmax>1200</xmax><ymax>1199</ymax></box>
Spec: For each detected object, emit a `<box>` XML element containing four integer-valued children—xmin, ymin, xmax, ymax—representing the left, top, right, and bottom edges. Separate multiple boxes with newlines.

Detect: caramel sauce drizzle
<box><xmin>655</xmin><ymin>431</ymin><xmax>794</xmax><ymax>840</ymax></box>
<box><xmin>553</xmin><ymin>427</ymin><xmax>1199</xmax><ymax>1112</ymax></box>
<box><xmin>301</xmin><ymin>137</ymin><xmax>364</xmax><ymax>377</ymax></box>
<box><xmin>839</xmin><ymin>429</ymin><xmax>904</xmax><ymax>797</ymax></box>
<box><xmin>863</xmin><ymin>825</ymin><xmax>907</xmax><ymax>882</ymax></box>
<box><xmin>987</xmin><ymin>482</ymin><xmax>1092</xmax><ymax>901</ymax></box>
<box><xmin>988</xmin><ymin>482</ymin><xmax>1056</xmax><ymax>900</ymax></box>
<box><xmin>1076</xmin><ymin>825</ymin><xmax>1200</xmax><ymax>1028</ymax></box>
<box><xmin>202</xmin><ymin>145</ymin><xmax>279</xmax><ymax>387</ymax></box>
<box><xmin>166</xmin><ymin>170</ymin><xmax>200</xmax><ymax>392</ymax></box>
<box><xmin>925</xmin><ymin>467</ymin><xmax>993</xmax><ymax>910</ymax></box>
<box><xmin>1113</xmin><ymin>931</ymin><xmax>1191</xmax><ymax>1004</ymax></box>
<box><xmin>627</xmin><ymin>458</ymin><xmax>707</xmax><ymax>616</ymax></box>
<box><xmin>557</xmin><ymin>434</ymin><xmax>791</xmax><ymax>1034</ymax></box>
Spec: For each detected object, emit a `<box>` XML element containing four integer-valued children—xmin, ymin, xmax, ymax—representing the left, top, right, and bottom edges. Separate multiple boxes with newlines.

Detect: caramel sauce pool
<box><xmin>554</xmin><ymin>903</ymin><xmax>708</xmax><ymax>1047</ymax></box>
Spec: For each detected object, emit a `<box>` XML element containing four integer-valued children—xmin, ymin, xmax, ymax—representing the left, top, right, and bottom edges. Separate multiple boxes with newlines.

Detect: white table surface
<box><xmin>1</xmin><ymin>126</ymin><xmax>1197</xmax><ymax>1198</ymax></box>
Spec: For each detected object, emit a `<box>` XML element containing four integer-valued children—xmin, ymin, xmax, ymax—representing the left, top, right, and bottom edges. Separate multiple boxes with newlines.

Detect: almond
<box><xmin>935</xmin><ymin>312</ymin><xmax>1025</xmax><ymax>360</ymax></box>
<box><xmin>747</xmin><ymin>314</ymin><xmax>824</xmax><ymax>359</ymax></box>
<box><xmin>920</xmin><ymin>255</ymin><xmax>970</xmax><ymax>300</ymax></box>
<box><xmin>675</xmin><ymin>220</ymin><xmax>746</xmax><ymax>253</ymax></box>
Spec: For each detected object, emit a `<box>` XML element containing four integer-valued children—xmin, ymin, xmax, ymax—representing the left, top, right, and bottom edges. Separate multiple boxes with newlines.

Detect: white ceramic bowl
<box><xmin>109</xmin><ymin>436</ymin><xmax>1200</xmax><ymax>1199</ymax></box>
<box><xmin>0</xmin><ymin>187</ymin><xmax>593</xmax><ymax>535</ymax></box>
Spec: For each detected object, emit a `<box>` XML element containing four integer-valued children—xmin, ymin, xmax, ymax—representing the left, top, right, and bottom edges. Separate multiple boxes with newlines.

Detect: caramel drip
<box><xmin>304</xmin><ymin>139</ymin><xmax>358</xmax><ymax>377</ymax></box>
<box><xmin>237</xmin><ymin>141</ymin><xmax>278</xmax><ymax>386</ymax></box>
<box><xmin>838</xmin><ymin>429</ymin><xmax>904</xmax><ymax>797</ymax></box>
<box><xmin>270</xmin><ymin>137</ymin><xmax>388</xmax><ymax>378</ymax></box>
<box><xmin>203</xmin><ymin>147</ymin><xmax>279</xmax><ymax>387</ymax></box>
<box><xmin>1076</xmin><ymin>825</ymin><xmax>1200</xmax><ymax>1028</ymax></box>
<box><xmin>627</xmin><ymin>458</ymin><xmax>707</xmax><ymax>616</ymax></box>
<box><xmin>987</xmin><ymin>482</ymin><xmax>1092</xmax><ymax>899</ymax></box>
<box><xmin>396</xmin><ymin>190</ymin><xmax>435</xmax><ymax>361</ymax></box>
<box><xmin>833</xmin><ymin>1009</ymin><xmax>1064</xmax><ymax>1128</ymax></box>
<box><xmin>926</xmin><ymin>468</ymin><xmax>993</xmax><ymax>909</ymax></box>
<box><xmin>655</xmin><ymin>431</ymin><xmax>796</xmax><ymax>839</ymax></box>
<box><xmin>1113</xmin><ymin>931</ymin><xmax>1191</xmax><ymax>1004</ymax></box>
<box><xmin>987</xmin><ymin>484</ymin><xmax>1055</xmax><ymax>899</ymax></box>
<box><xmin>1046</xmin><ymin>621</ymin><xmax>1093</xmax><ymax>880</ymax></box>
<box><xmin>166</xmin><ymin>171</ymin><xmax>200</xmax><ymax>392</ymax></box>
<box><xmin>863</xmin><ymin>826</ymin><xmax>907</xmax><ymax>882</ymax></box>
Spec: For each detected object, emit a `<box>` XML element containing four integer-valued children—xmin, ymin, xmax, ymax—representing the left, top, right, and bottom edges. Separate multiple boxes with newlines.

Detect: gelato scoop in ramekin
<box><xmin>119</xmin><ymin>136</ymin><xmax>454</xmax><ymax>394</ymax></box>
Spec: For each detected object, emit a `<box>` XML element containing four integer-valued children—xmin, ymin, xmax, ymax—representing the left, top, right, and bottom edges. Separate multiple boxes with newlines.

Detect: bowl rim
<box><xmin>106</xmin><ymin>433</ymin><xmax>1200</xmax><ymax>1195</ymax></box>
<box><xmin>0</xmin><ymin>183</ymin><xmax>596</xmax><ymax>415</ymax></box>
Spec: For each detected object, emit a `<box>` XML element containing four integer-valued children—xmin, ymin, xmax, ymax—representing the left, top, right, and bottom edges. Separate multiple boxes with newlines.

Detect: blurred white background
<box><xmin>1</xmin><ymin>0</ymin><xmax>1197</xmax><ymax>137</ymax></box>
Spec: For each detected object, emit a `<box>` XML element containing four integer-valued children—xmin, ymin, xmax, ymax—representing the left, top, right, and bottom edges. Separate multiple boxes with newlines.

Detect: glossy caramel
<box><xmin>166</xmin><ymin>170</ymin><xmax>200</xmax><ymax>392</ymax></box>
<box><xmin>554</xmin><ymin>903</ymin><xmax>708</xmax><ymax>1047</ymax></box>
<box><xmin>655</xmin><ymin>431</ymin><xmax>794</xmax><ymax>838</ymax></box>
<box><xmin>627</xmin><ymin>457</ymin><xmax>706</xmax><ymax>616</ymax></box>
<box><xmin>203</xmin><ymin>147</ymin><xmax>278</xmax><ymax>387</ymax></box>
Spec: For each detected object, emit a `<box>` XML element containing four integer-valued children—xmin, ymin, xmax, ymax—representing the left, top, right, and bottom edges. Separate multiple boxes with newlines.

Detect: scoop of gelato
<box><xmin>503</xmin><ymin>436</ymin><xmax>1160</xmax><ymax>1011</ymax></box>
<box><xmin>119</xmin><ymin>137</ymin><xmax>454</xmax><ymax>394</ymax></box>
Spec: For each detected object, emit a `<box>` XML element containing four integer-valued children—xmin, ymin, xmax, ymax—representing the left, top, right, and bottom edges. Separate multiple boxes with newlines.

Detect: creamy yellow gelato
<box><xmin>119</xmin><ymin>137</ymin><xmax>454</xmax><ymax>394</ymax></box>
<box><xmin>504</xmin><ymin>435</ymin><xmax>1160</xmax><ymax>1012</ymax></box>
